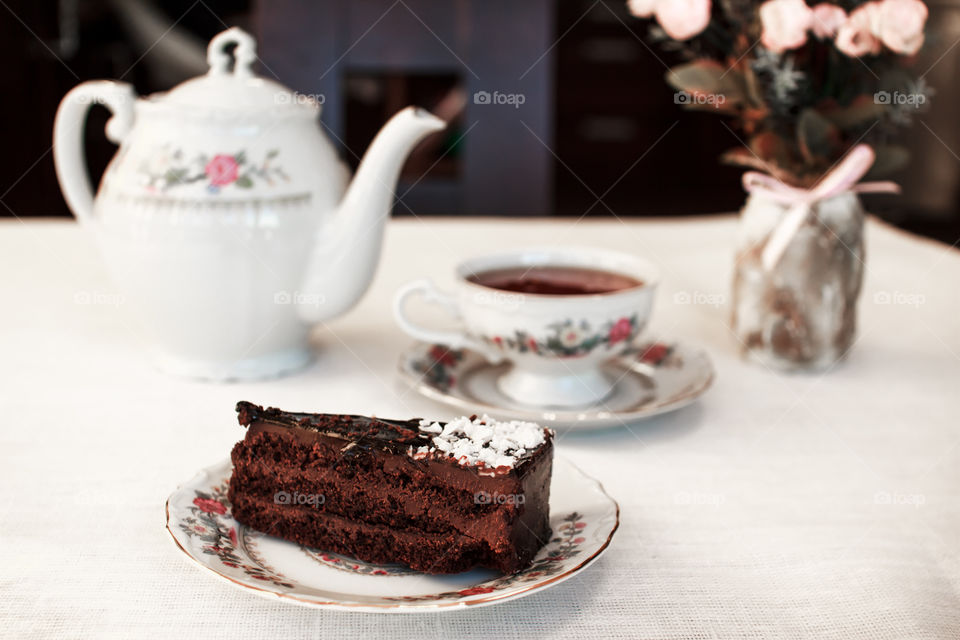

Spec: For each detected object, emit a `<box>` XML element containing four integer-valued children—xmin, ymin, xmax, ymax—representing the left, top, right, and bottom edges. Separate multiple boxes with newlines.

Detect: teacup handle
<box><xmin>393</xmin><ymin>279</ymin><xmax>505</xmax><ymax>363</ymax></box>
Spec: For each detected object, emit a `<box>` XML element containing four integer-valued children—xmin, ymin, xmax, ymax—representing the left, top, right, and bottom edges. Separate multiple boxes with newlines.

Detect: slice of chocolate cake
<box><xmin>228</xmin><ymin>402</ymin><xmax>554</xmax><ymax>574</ymax></box>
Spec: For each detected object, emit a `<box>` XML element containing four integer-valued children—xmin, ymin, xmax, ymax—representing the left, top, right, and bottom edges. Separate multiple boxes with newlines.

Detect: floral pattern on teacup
<box><xmin>481</xmin><ymin>314</ymin><xmax>641</xmax><ymax>358</ymax></box>
<box><xmin>139</xmin><ymin>147</ymin><xmax>288</xmax><ymax>193</ymax></box>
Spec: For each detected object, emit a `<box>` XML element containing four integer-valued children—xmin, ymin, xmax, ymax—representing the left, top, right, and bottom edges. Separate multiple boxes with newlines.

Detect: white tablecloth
<box><xmin>2</xmin><ymin>216</ymin><xmax>959</xmax><ymax>639</ymax></box>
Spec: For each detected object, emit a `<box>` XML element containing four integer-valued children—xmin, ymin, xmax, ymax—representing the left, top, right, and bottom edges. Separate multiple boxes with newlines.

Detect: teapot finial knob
<box><xmin>207</xmin><ymin>27</ymin><xmax>257</xmax><ymax>78</ymax></box>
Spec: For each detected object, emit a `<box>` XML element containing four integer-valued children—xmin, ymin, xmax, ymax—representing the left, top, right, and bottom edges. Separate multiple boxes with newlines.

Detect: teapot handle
<box><xmin>53</xmin><ymin>80</ymin><xmax>136</xmax><ymax>225</ymax></box>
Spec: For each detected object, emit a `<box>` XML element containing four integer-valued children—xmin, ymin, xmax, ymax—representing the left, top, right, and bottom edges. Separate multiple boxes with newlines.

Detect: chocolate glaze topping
<box><xmin>235</xmin><ymin>401</ymin><xmax>550</xmax><ymax>472</ymax></box>
<box><xmin>236</xmin><ymin>401</ymin><xmax>432</xmax><ymax>453</ymax></box>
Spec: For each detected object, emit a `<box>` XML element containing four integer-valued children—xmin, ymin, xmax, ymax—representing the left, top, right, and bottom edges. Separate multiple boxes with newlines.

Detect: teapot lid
<box><xmin>152</xmin><ymin>28</ymin><xmax>318</xmax><ymax>115</ymax></box>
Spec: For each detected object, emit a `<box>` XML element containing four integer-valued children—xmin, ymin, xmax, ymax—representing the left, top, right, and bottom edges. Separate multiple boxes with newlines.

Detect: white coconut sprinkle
<box><xmin>410</xmin><ymin>415</ymin><xmax>549</xmax><ymax>469</ymax></box>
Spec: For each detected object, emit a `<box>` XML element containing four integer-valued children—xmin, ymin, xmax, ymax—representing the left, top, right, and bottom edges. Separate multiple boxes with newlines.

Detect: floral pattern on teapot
<box><xmin>139</xmin><ymin>146</ymin><xmax>288</xmax><ymax>194</ymax></box>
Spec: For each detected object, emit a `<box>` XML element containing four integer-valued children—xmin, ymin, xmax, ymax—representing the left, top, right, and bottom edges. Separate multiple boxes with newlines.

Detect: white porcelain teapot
<box><xmin>53</xmin><ymin>28</ymin><xmax>445</xmax><ymax>381</ymax></box>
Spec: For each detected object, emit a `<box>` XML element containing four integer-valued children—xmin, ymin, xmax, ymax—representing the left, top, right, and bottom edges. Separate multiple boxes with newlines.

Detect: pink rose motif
<box><xmin>877</xmin><ymin>0</ymin><xmax>927</xmax><ymax>54</ymax></box>
<box><xmin>560</xmin><ymin>327</ymin><xmax>582</xmax><ymax>348</ymax></box>
<box><xmin>458</xmin><ymin>586</ymin><xmax>495</xmax><ymax>596</ymax></box>
<box><xmin>228</xmin><ymin>527</ymin><xmax>238</xmax><ymax>546</ymax></box>
<box><xmin>428</xmin><ymin>345</ymin><xmax>457</xmax><ymax>367</ymax></box>
<box><xmin>760</xmin><ymin>0</ymin><xmax>814</xmax><ymax>53</ymax></box>
<box><xmin>640</xmin><ymin>342</ymin><xmax>670</xmax><ymax>365</ymax></box>
<box><xmin>193</xmin><ymin>497</ymin><xmax>227</xmax><ymax>515</ymax></box>
<box><xmin>835</xmin><ymin>3</ymin><xmax>883</xmax><ymax>56</ymax></box>
<box><xmin>204</xmin><ymin>154</ymin><xmax>239</xmax><ymax>186</ymax></box>
<box><xmin>608</xmin><ymin>317</ymin><xmax>633</xmax><ymax>344</ymax></box>
<box><xmin>810</xmin><ymin>3</ymin><xmax>847</xmax><ymax>39</ymax></box>
<box><xmin>629</xmin><ymin>0</ymin><xmax>711</xmax><ymax>41</ymax></box>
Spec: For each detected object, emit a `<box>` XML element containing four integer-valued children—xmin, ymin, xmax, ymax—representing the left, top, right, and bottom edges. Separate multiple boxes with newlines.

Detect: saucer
<box><xmin>398</xmin><ymin>339</ymin><xmax>714</xmax><ymax>430</ymax></box>
<box><xmin>166</xmin><ymin>457</ymin><xmax>618</xmax><ymax>612</ymax></box>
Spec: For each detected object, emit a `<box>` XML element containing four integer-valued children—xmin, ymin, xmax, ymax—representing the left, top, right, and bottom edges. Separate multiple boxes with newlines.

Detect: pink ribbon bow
<box><xmin>742</xmin><ymin>145</ymin><xmax>900</xmax><ymax>269</ymax></box>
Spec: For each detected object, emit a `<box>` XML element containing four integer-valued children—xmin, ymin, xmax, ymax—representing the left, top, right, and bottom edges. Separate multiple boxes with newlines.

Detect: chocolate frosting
<box><xmin>237</xmin><ymin>401</ymin><xmax>429</xmax><ymax>451</ymax></box>
<box><xmin>235</xmin><ymin>401</ymin><xmax>551</xmax><ymax>473</ymax></box>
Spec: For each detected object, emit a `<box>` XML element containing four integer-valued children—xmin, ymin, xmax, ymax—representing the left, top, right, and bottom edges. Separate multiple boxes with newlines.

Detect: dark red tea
<box><xmin>467</xmin><ymin>265</ymin><xmax>642</xmax><ymax>295</ymax></box>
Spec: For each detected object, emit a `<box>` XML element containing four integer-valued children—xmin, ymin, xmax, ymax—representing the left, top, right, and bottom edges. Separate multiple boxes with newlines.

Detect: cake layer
<box><xmin>231</xmin><ymin>493</ymin><xmax>526</xmax><ymax>574</ymax></box>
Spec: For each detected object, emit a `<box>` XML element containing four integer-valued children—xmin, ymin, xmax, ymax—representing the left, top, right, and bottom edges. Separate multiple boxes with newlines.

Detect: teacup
<box><xmin>393</xmin><ymin>246</ymin><xmax>659</xmax><ymax>408</ymax></box>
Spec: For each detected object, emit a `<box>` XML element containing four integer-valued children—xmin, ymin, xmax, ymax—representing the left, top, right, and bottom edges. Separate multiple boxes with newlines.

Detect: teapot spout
<box><xmin>299</xmin><ymin>107</ymin><xmax>446</xmax><ymax>322</ymax></box>
<box><xmin>341</xmin><ymin>106</ymin><xmax>446</xmax><ymax>228</ymax></box>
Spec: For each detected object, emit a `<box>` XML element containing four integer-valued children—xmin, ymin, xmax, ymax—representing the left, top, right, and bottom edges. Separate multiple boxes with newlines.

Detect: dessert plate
<box><xmin>398</xmin><ymin>339</ymin><xmax>714</xmax><ymax>430</ymax></box>
<box><xmin>166</xmin><ymin>457</ymin><xmax>619</xmax><ymax>612</ymax></box>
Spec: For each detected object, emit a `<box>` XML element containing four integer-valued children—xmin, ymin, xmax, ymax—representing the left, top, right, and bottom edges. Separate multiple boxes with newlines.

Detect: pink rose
<box><xmin>835</xmin><ymin>3</ymin><xmax>883</xmax><ymax>57</ymax></box>
<box><xmin>656</xmin><ymin>0</ymin><xmax>712</xmax><ymax>40</ymax></box>
<box><xmin>204</xmin><ymin>154</ymin><xmax>239</xmax><ymax>186</ymax></box>
<box><xmin>640</xmin><ymin>342</ymin><xmax>669</xmax><ymax>365</ymax></box>
<box><xmin>627</xmin><ymin>0</ymin><xmax>657</xmax><ymax>16</ymax></box>
<box><xmin>608</xmin><ymin>317</ymin><xmax>633</xmax><ymax>344</ymax></box>
<box><xmin>760</xmin><ymin>0</ymin><xmax>814</xmax><ymax>52</ymax></box>
<box><xmin>877</xmin><ymin>0</ymin><xmax>927</xmax><ymax>54</ymax></box>
<box><xmin>193</xmin><ymin>497</ymin><xmax>226</xmax><ymax>515</ymax></box>
<box><xmin>810</xmin><ymin>3</ymin><xmax>847</xmax><ymax>39</ymax></box>
<box><xmin>428</xmin><ymin>344</ymin><xmax>456</xmax><ymax>366</ymax></box>
<box><xmin>628</xmin><ymin>0</ymin><xmax>711</xmax><ymax>41</ymax></box>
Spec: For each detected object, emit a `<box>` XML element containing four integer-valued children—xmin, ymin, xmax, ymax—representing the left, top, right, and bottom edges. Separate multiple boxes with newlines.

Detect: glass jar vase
<box><xmin>731</xmin><ymin>191</ymin><xmax>865</xmax><ymax>371</ymax></box>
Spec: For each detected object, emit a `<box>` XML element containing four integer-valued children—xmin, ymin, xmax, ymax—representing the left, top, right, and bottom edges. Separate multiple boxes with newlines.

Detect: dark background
<box><xmin>2</xmin><ymin>0</ymin><xmax>959</xmax><ymax>244</ymax></box>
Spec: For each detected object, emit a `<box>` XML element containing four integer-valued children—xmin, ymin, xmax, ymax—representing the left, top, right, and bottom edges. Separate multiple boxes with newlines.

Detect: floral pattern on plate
<box><xmin>166</xmin><ymin>457</ymin><xmax>618</xmax><ymax>612</ymax></box>
<box><xmin>176</xmin><ymin>479</ymin><xmax>295</xmax><ymax>589</ymax></box>
<box><xmin>398</xmin><ymin>338</ymin><xmax>714</xmax><ymax>429</ymax></box>
<box><xmin>411</xmin><ymin>344</ymin><xmax>463</xmax><ymax>391</ymax></box>
<box><xmin>632</xmin><ymin>341</ymin><xmax>684</xmax><ymax>368</ymax></box>
<box><xmin>301</xmin><ymin>549</ymin><xmax>417</xmax><ymax>577</ymax></box>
